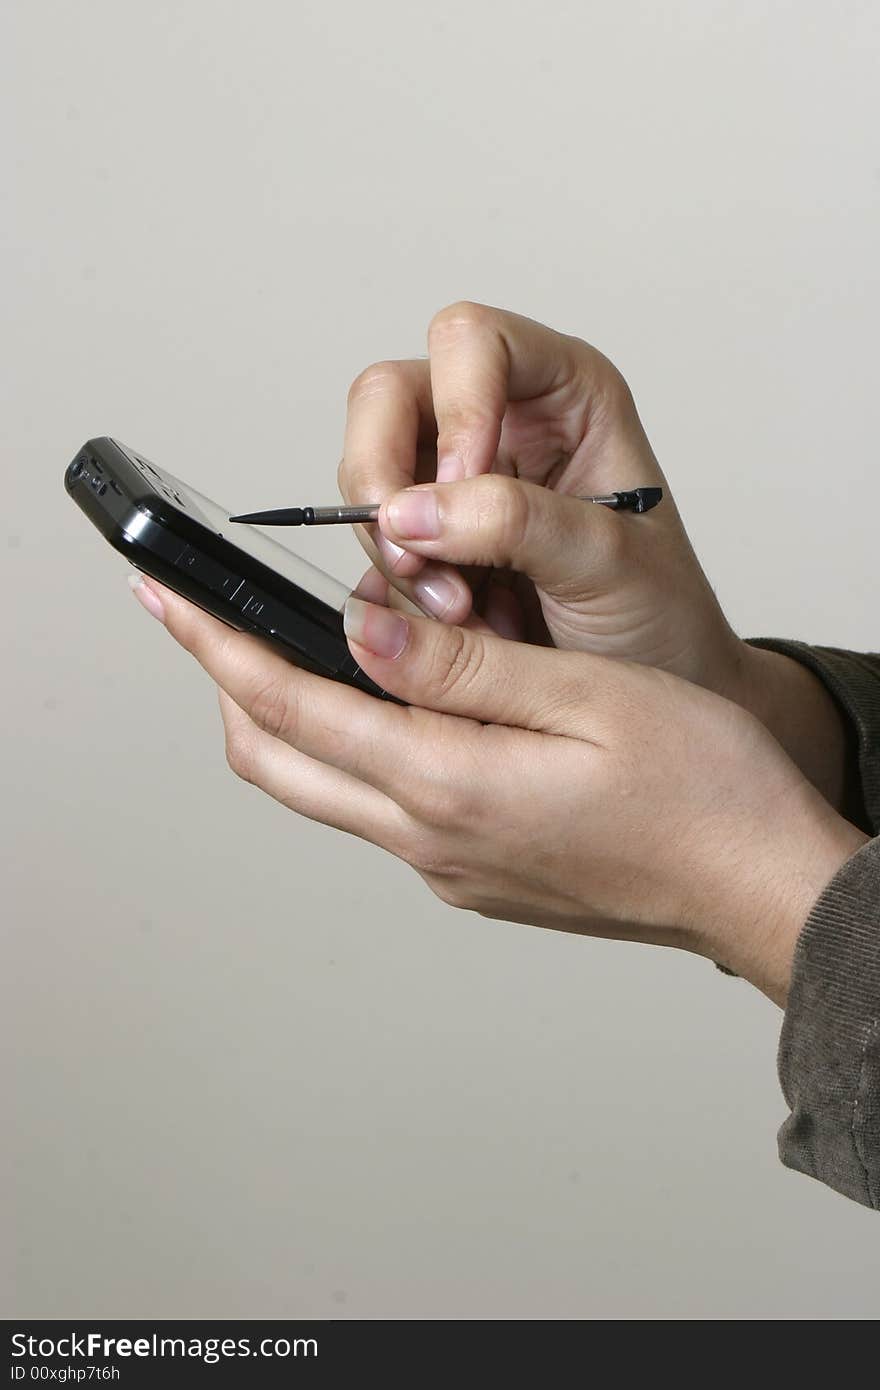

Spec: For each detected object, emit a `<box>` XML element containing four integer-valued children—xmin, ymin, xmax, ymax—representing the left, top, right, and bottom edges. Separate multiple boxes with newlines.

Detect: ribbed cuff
<box><xmin>776</xmin><ymin>837</ymin><xmax>880</xmax><ymax>1208</ymax></box>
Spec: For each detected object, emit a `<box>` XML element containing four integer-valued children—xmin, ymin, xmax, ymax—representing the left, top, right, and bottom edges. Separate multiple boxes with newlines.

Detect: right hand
<box><xmin>338</xmin><ymin>301</ymin><xmax>744</xmax><ymax>699</ymax></box>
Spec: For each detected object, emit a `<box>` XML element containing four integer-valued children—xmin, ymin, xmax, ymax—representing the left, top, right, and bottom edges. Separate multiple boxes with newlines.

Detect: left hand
<box><xmin>131</xmin><ymin>575</ymin><xmax>867</xmax><ymax>1005</ymax></box>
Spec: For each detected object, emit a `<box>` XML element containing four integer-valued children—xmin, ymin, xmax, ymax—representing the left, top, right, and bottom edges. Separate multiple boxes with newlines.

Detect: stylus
<box><xmin>229</xmin><ymin>488</ymin><xmax>662</xmax><ymax>527</ymax></box>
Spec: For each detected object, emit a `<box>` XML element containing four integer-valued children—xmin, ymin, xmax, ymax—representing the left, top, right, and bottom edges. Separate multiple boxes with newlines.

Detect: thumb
<box><xmin>379</xmin><ymin>474</ymin><xmax>633</xmax><ymax>601</ymax></box>
<box><xmin>342</xmin><ymin>595</ymin><xmax>602</xmax><ymax>735</ymax></box>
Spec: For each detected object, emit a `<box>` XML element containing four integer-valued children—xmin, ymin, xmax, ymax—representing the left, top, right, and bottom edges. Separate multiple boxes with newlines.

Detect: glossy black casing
<box><xmin>65</xmin><ymin>436</ymin><xmax>391</xmax><ymax>699</ymax></box>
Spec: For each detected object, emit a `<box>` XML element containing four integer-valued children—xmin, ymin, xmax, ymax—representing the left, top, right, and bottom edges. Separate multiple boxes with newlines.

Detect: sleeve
<box><xmin>747</xmin><ymin>640</ymin><xmax>880</xmax><ymax>1208</ymax></box>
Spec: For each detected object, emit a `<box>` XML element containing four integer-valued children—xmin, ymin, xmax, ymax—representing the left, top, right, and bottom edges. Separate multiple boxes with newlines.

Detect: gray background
<box><xmin>3</xmin><ymin>0</ymin><xmax>879</xmax><ymax>1319</ymax></box>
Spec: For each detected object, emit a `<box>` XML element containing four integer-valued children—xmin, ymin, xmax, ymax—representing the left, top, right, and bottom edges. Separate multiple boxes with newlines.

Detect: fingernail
<box><xmin>343</xmin><ymin>596</ymin><xmax>409</xmax><ymax>659</ymax></box>
<box><xmin>376</xmin><ymin>533</ymin><xmax>409</xmax><ymax>574</ymax></box>
<box><xmin>386</xmin><ymin>487</ymin><xmax>440</xmax><ymax>540</ymax></box>
<box><xmin>436</xmin><ymin>454</ymin><xmax>465</xmax><ymax>483</ymax></box>
<box><xmin>412</xmin><ymin>571</ymin><xmax>460</xmax><ymax>619</ymax></box>
<box><xmin>128</xmin><ymin>572</ymin><xmax>165</xmax><ymax>623</ymax></box>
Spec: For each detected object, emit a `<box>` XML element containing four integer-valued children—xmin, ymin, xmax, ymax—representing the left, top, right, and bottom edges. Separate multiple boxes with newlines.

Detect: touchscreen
<box><xmin>114</xmin><ymin>439</ymin><xmax>350</xmax><ymax>612</ymax></box>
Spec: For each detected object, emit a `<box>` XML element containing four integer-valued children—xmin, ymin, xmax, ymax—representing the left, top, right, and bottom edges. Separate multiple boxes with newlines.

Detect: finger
<box><xmin>353</xmin><ymin>558</ymin><xmax>503</xmax><ymax>636</ymax></box>
<box><xmin>379</xmin><ymin>473</ymin><xmax>636</xmax><ymax>602</ymax></box>
<box><xmin>426</xmin><ymin>301</ymin><xmax>592</xmax><ymax>481</ymax></box>
<box><xmin>342</xmin><ymin>596</ymin><xmax>607</xmax><ymax>736</ymax></box>
<box><xmin>217</xmin><ymin>690</ymin><xmax>403</xmax><ymax>847</ymax></box>
<box><xmin>344</xmin><ymin>435</ymin><xmax>478</xmax><ymax>627</ymax></box>
<box><xmin>340</xmin><ymin>359</ymin><xmax>434</xmax><ymax>577</ymax></box>
<box><xmin>351</xmin><ymin>540</ymin><xmax>474</xmax><ymax>625</ymax></box>
<box><xmin>139</xmin><ymin>577</ymin><xmax>429</xmax><ymax>799</ymax></box>
<box><xmin>376</xmin><ymin>551</ymin><xmax>475</xmax><ymax>625</ymax></box>
<box><xmin>351</xmin><ymin>563</ymin><xmax>390</xmax><ymax>605</ymax></box>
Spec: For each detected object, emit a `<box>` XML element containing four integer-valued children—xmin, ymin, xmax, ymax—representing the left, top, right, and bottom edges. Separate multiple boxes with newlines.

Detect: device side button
<box><xmin>239</xmin><ymin>590</ymin><xmax>267</xmax><ymax>619</ymax></box>
<box><xmin>177</xmin><ymin>546</ymin><xmax>239</xmax><ymax>595</ymax></box>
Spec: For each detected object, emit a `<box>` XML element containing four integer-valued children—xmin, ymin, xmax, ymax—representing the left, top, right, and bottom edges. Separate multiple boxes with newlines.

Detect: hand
<box><xmin>339</xmin><ymin>301</ymin><xmax>857</xmax><ymax>817</ymax></box>
<box><xmin>132</xmin><ymin>576</ymin><xmax>867</xmax><ymax>1006</ymax></box>
<box><xmin>339</xmin><ymin>299</ymin><xmax>739</xmax><ymax>688</ymax></box>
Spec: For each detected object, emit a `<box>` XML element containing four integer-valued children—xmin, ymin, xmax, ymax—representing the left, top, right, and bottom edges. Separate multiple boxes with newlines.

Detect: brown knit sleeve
<box><xmin>747</xmin><ymin>641</ymin><xmax>880</xmax><ymax>1208</ymax></box>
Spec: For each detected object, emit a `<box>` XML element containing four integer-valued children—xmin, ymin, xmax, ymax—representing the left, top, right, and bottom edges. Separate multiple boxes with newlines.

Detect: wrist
<box><xmin>701</xmin><ymin>792</ymin><xmax>869</xmax><ymax>1006</ymax></box>
<box><xmin>724</xmin><ymin>640</ymin><xmax>855</xmax><ymax>815</ymax></box>
<box><xmin>721</xmin><ymin>639</ymin><xmax>787</xmax><ymax>725</ymax></box>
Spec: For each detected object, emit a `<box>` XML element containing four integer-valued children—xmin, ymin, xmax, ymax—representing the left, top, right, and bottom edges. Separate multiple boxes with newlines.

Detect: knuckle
<box><xmin>400</xmin><ymin>742</ymin><xmax>485</xmax><ymax>860</ymax></box>
<box><xmin>436</xmin><ymin>398</ymin><xmax>495</xmax><ymax>447</ymax></box>
<box><xmin>424</xmin><ymin>873</ymin><xmax>471</xmax><ymax>911</ymax></box>
<box><xmin>601</xmin><ymin>362</ymin><xmax>636</xmax><ymax>417</ymax></box>
<box><xmin>407</xmin><ymin>766</ymin><xmax>460</xmax><ymax>831</ymax></box>
<box><xmin>563</xmin><ymin>336</ymin><xmax>636</xmax><ymax>420</ymax></box>
<box><xmin>404</xmin><ymin>825</ymin><xmax>456</xmax><ymax>877</ymax></box>
<box><xmin>429</xmin><ymin>626</ymin><xmax>486</xmax><ymax>702</ymax></box>
<box><xmin>224</xmin><ymin>727</ymin><xmax>256</xmax><ymax>783</ymax></box>
<box><xmin>347</xmin><ymin>359</ymin><xmax>405</xmax><ymax>406</ymax></box>
<box><xmin>428</xmin><ymin>299</ymin><xmax>491</xmax><ymax>341</ymax></box>
<box><xmin>585</xmin><ymin>349</ymin><xmax>636</xmax><ymax>421</ymax></box>
<box><xmin>247</xmin><ymin>670</ymin><xmax>298</xmax><ymax>742</ymax></box>
<box><xmin>475</xmin><ymin>474</ymin><xmax>530</xmax><ymax>549</ymax></box>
